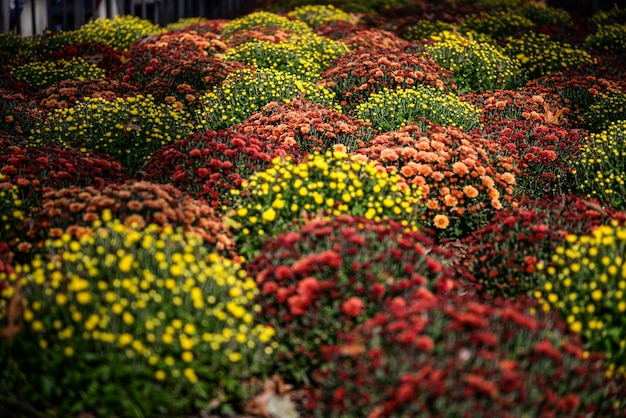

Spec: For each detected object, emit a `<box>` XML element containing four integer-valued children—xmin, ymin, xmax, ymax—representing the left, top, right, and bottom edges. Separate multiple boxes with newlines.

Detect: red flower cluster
<box><xmin>120</xmin><ymin>31</ymin><xmax>237</xmax><ymax>104</ymax></box>
<box><xmin>322</xmin><ymin>50</ymin><xmax>457</xmax><ymax>112</ymax></box>
<box><xmin>460</xmin><ymin>194</ymin><xmax>626</xmax><ymax>297</ymax></box>
<box><xmin>313</xmin><ymin>19</ymin><xmax>364</xmax><ymax>40</ymax></box>
<box><xmin>142</xmin><ymin>129</ymin><xmax>304</xmax><ymax>209</ymax></box>
<box><xmin>483</xmin><ymin>119</ymin><xmax>588</xmax><ymax>197</ymax></box>
<box><xmin>49</xmin><ymin>42</ymin><xmax>128</xmax><ymax>76</ymax></box>
<box><xmin>311</xmin><ymin>291</ymin><xmax>626</xmax><ymax>416</ymax></box>
<box><xmin>526</xmin><ymin>72</ymin><xmax>626</xmax><ymax>124</ymax></box>
<box><xmin>461</xmin><ymin>88</ymin><xmax>568</xmax><ymax>126</ymax></box>
<box><xmin>245</xmin><ymin>214</ymin><xmax>454</xmax><ymax>380</ymax></box>
<box><xmin>0</xmin><ymin>142</ymin><xmax>127</xmax><ymax>209</ymax></box>
<box><xmin>224</xmin><ymin>26</ymin><xmax>297</xmax><ymax>48</ymax></box>
<box><xmin>0</xmin><ymin>87</ymin><xmax>42</xmax><ymax>136</ymax></box>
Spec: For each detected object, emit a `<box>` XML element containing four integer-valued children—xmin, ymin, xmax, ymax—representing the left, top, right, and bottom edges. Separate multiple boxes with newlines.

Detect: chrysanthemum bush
<box><xmin>287</xmin><ymin>4</ymin><xmax>355</xmax><ymax>28</ymax></box>
<box><xmin>28</xmin><ymin>181</ymin><xmax>235</xmax><ymax>256</ymax></box>
<box><xmin>9</xmin><ymin>57</ymin><xmax>107</xmax><ymax>91</ymax></box>
<box><xmin>588</xmin><ymin>8</ymin><xmax>626</xmax><ymax>31</ymax></box>
<box><xmin>353</xmin><ymin>124</ymin><xmax>516</xmax><ymax>239</ymax></box>
<box><xmin>403</xmin><ymin>20</ymin><xmax>456</xmax><ymax>43</ymax></box>
<box><xmin>0</xmin><ymin>88</ymin><xmax>42</xmax><ymax>136</ymax></box>
<box><xmin>245</xmin><ymin>215</ymin><xmax>454</xmax><ymax>381</ymax></box>
<box><xmin>425</xmin><ymin>32</ymin><xmax>526</xmax><ymax>92</ymax></box>
<box><xmin>224</xmin><ymin>40</ymin><xmax>322</xmax><ymax>81</ymax></box>
<box><xmin>535</xmin><ymin>221</ymin><xmax>626</xmax><ymax>378</ymax></box>
<box><xmin>526</xmin><ymin>73</ymin><xmax>626</xmax><ymax>125</ymax></box>
<box><xmin>310</xmin><ymin>291</ymin><xmax>626</xmax><ymax>417</ymax></box>
<box><xmin>164</xmin><ymin>16</ymin><xmax>209</xmax><ymax>31</ymax></box>
<box><xmin>515</xmin><ymin>4</ymin><xmax>572</xmax><ymax>26</ymax></box>
<box><xmin>142</xmin><ymin>129</ymin><xmax>304</xmax><ymax>209</ymax></box>
<box><xmin>71</xmin><ymin>15</ymin><xmax>165</xmax><ymax>51</ymax></box>
<box><xmin>483</xmin><ymin>119</ymin><xmax>587</xmax><ymax>197</ymax></box>
<box><xmin>119</xmin><ymin>31</ymin><xmax>233</xmax><ymax>102</ymax></box>
<box><xmin>227</xmin><ymin>150</ymin><xmax>423</xmax><ymax>256</ymax></box>
<box><xmin>461</xmin><ymin>88</ymin><xmax>568</xmax><ymax>126</ymax></box>
<box><xmin>33</xmin><ymin>78</ymin><xmax>140</xmax><ymax>112</ymax></box>
<box><xmin>321</xmin><ymin>50</ymin><xmax>457</xmax><ymax>112</ymax></box>
<box><xmin>584</xmin><ymin>23</ymin><xmax>626</xmax><ymax>51</ymax></box>
<box><xmin>221</xmin><ymin>11</ymin><xmax>313</xmax><ymax>38</ymax></box>
<box><xmin>234</xmin><ymin>98</ymin><xmax>375</xmax><ymax>153</ymax></box>
<box><xmin>0</xmin><ymin>220</ymin><xmax>274</xmax><ymax>417</ymax></box>
<box><xmin>504</xmin><ymin>31</ymin><xmax>594</xmax><ymax>79</ymax></box>
<box><xmin>574</xmin><ymin>120</ymin><xmax>626</xmax><ymax>209</ymax></box>
<box><xmin>289</xmin><ymin>32</ymin><xmax>350</xmax><ymax>69</ymax></box>
<box><xmin>28</xmin><ymin>95</ymin><xmax>193</xmax><ymax>176</ymax></box>
<box><xmin>340</xmin><ymin>28</ymin><xmax>412</xmax><ymax>51</ymax></box>
<box><xmin>0</xmin><ymin>142</ymin><xmax>127</xmax><ymax>212</ymax></box>
<box><xmin>0</xmin><ymin>175</ymin><xmax>25</xmax><ymax>245</ymax></box>
<box><xmin>195</xmin><ymin>68</ymin><xmax>337</xmax><ymax>131</ymax></box>
<box><xmin>458</xmin><ymin>10</ymin><xmax>534</xmax><ymax>39</ymax></box>
<box><xmin>579</xmin><ymin>90</ymin><xmax>626</xmax><ymax>132</ymax></box>
<box><xmin>47</xmin><ymin>42</ymin><xmax>128</xmax><ymax>76</ymax></box>
<box><xmin>355</xmin><ymin>85</ymin><xmax>482</xmax><ymax>133</ymax></box>
<box><xmin>461</xmin><ymin>194</ymin><xmax>626</xmax><ymax>298</ymax></box>
<box><xmin>313</xmin><ymin>19</ymin><xmax>362</xmax><ymax>40</ymax></box>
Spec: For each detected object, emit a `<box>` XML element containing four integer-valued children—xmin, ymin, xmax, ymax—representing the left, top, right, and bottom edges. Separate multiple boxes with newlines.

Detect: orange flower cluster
<box><xmin>353</xmin><ymin>124</ymin><xmax>517</xmax><ymax>238</ymax></box>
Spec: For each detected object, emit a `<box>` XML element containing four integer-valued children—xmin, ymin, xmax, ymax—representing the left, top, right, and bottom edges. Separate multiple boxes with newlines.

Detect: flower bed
<box><xmin>2</xmin><ymin>1</ymin><xmax>626</xmax><ymax>417</ymax></box>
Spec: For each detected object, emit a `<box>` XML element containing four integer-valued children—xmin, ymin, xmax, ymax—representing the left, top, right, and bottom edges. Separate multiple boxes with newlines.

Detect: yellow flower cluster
<box><xmin>574</xmin><ymin>120</ymin><xmax>626</xmax><ymax>209</ymax></box>
<box><xmin>355</xmin><ymin>85</ymin><xmax>482</xmax><ymax>131</ymax></box>
<box><xmin>404</xmin><ymin>21</ymin><xmax>455</xmax><ymax>42</ymax></box>
<box><xmin>165</xmin><ymin>17</ymin><xmax>208</xmax><ymax>32</ymax></box>
<box><xmin>225</xmin><ymin>40</ymin><xmax>322</xmax><ymax>81</ymax></box>
<box><xmin>0</xmin><ymin>175</ymin><xmax>24</xmax><ymax>243</ymax></box>
<box><xmin>10</xmin><ymin>57</ymin><xmax>106</xmax><ymax>90</ymax></box>
<box><xmin>2</xmin><ymin>219</ymin><xmax>274</xmax><ymax>387</ymax></box>
<box><xmin>584</xmin><ymin>24</ymin><xmax>626</xmax><ymax>51</ymax></box>
<box><xmin>287</xmin><ymin>5</ymin><xmax>355</xmax><ymax>27</ymax></box>
<box><xmin>535</xmin><ymin>221</ymin><xmax>626</xmax><ymax>377</ymax></box>
<box><xmin>229</xmin><ymin>150</ymin><xmax>423</xmax><ymax>251</ymax></box>
<box><xmin>290</xmin><ymin>33</ymin><xmax>350</xmax><ymax>69</ymax></box>
<box><xmin>504</xmin><ymin>31</ymin><xmax>594</xmax><ymax>79</ymax></box>
<box><xmin>221</xmin><ymin>11</ymin><xmax>313</xmax><ymax>38</ymax></box>
<box><xmin>29</xmin><ymin>95</ymin><xmax>193</xmax><ymax>175</ymax></box>
<box><xmin>426</xmin><ymin>33</ymin><xmax>524</xmax><ymax>92</ymax></box>
<box><xmin>459</xmin><ymin>10</ymin><xmax>534</xmax><ymax>39</ymax></box>
<box><xmin>73</xmin><ymin>15</ymin><xmax>165</xmax><ymax>51</ymax></box>
<box><xmin>197</xmin><ymin>68</ymin><xmax>337</xmax><ymax>130</ymax></box>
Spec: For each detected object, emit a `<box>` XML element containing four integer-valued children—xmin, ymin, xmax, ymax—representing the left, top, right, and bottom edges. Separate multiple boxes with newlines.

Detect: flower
<box><xmin>341</xmin><ymin>297</ymin><xmax>365</xmax><ymax>317</ymax></box>
<box><xmin>433</xmin><ymin>214</ymin><xmax>450</xmax><ymax>229</ymax></box>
